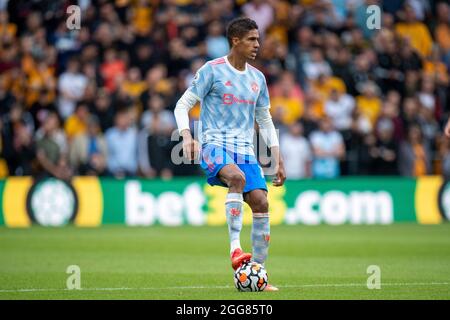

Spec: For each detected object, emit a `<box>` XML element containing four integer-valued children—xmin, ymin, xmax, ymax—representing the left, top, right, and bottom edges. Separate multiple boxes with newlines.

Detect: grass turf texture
<box><xmin>0</xmin><ymin>224</ymin><xmax>449</xmax><ymax>300</ymax></box>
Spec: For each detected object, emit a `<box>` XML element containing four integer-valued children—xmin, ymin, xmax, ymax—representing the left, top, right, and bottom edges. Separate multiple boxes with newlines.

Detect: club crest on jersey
<box><xmin>251</xmin><ymin>82</ymin><xmax>259</xmax><ymax>93</ymax></box>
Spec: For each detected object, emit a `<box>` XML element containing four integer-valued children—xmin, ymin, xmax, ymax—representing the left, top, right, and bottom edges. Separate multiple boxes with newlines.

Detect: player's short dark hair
<box><xmin>226</xmin><ymin>17</ymin><xmax>258</xmax><ymax>47</ymax></box>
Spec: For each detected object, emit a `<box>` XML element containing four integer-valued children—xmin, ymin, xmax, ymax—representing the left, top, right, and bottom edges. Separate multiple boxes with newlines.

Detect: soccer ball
<box><xmin>234</xmin><ymin>261</ymin><xmax>268</xmax><ymax>292</ymax></box>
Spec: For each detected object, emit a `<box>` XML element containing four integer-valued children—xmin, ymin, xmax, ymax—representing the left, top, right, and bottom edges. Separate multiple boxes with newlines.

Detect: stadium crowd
<box><xmin>0</xmin><ymin>0</ymin><xmax>449</xmax><ymax>180</ymax></box>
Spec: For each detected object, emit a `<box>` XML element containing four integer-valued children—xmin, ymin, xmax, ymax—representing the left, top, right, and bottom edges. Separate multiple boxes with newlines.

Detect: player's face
<box><xmin>235</xmin><ymin>29</ymin><xmax>260</xmax><ymax>60</ymax></box>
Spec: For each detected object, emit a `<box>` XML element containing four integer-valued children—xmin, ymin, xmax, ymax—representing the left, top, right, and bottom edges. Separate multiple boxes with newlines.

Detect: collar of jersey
<box><xmin>224</xmin><ymin>55</ymin><xmax>248</xmax><ymax>75</ymax></box>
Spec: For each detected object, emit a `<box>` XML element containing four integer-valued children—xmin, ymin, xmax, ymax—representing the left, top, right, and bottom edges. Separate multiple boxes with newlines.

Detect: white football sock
<box><xmin>230</xmin><ymin>239</ymin><xmax>241</xmax><ymax>254</ymax></box>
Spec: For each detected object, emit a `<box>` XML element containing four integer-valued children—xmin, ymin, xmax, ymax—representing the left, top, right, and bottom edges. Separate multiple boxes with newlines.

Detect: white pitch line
<box><xmin>281</xmin><ymin>282</ymin><xmax>450</xmax><ymax>288</ymax></box>
<box><xmin>0</xmin><ymin>282</ymin><xmax>449</xmax><ymax>293</ymax></box>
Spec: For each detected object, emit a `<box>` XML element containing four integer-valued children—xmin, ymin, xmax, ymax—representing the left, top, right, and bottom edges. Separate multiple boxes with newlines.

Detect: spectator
<box><xmin>310</xmin><ymin>117</ymin><xmax>346</xmax><ymax>179</ymax></box>
<box><xmin>100</xmin><ymin>48</ymin><xmax>126</xmax><ymax>94</ymax></box>
<box><xmin>35</xmin><ymin>111</ymin><xmax>72</xmax><ymax>180</ymax></box>
<box><xmin>140</xmin><ymin>64</ymin><xmax>173</xmax><ymax>105</ymax></box>
<box><xmin>395</xmin><ymin>4</ymin><xmax>433</xmax><ymax>57</ymax></box>
<box><xmin>121</xmin><ymin>67</ymin><xmax>147</xmax><ymax>101</ymax></box>
<box><xmin>422</xmin><ymin>47</ymin><xmax>449</xmax><ymax>109</ymax></box>
<box><xmin>2</xmin><ymin>104</ymin><xmax>35</xmax><ymax>134</ymax></box>
<box><xmin>205</xmin><ymin>20</ymin><xmax>229</xmax><ymax>59</ymax></box>
<box><xmin>433</xmin><ymin>1</ymin><xmax>450</xmax><ymax>68</ymax></box>
<box><xmin>371</xmin><ymin>119</ymin><xmax>398</xmax><ymax>175</ymax></box>
<box><xmin>280</xmin><ymin>122</ymin><xmax>312</xmax><ymax>179</ymax></box>
<box><xmin>130</xmin><ymin>0</ymin><xmax>153</xmax><ymax>37</ymax></box>
<box><xmin>90</xmin><ymin>88</ymin><xmax>115</xmax><ymax>133</ymax></box>
<box><xmin>57</xmin><ymin>58</ymin><xmax>88</xmax><ymax>119</ymax></box>
<box><xmin>309</xmin><ymin>73</ymin><xmax>346</xmax><ymax>119</ymax></box>
<box><xmin>298</xmin><ymin>102</ymin><xmax>319</xmax><ymax>138</ymax></box>
<box><xmin>289</xmin><ymin>26</ymin><xmax>314</xmax><ymax>88</ymax></box>
<box><xmin>105</xmin><ymin>108</ymin><xmax>138</xmax><ymax>178</ymax></box>
<box><xmin>401</xmin><ymin>96</ymin><xmax>421</xmax><ymax>135</ymax></box>
<box><xmin>303</xmin><ymin>48</ymin><xmax>332</xmax><ymax>81</ymax></box>
<box><xmin>1</xmin><ymin>104</ymin><xmax>35</xmax><ymax>175</ymax></box>
<box><xmin>270</xmin><ymin>71</ymin><xmax>304</xmax><ymax>125</ymax></box>
<box><xmin>404</xmin><ymin>69</ymin><xmax>422</xmax><ymax>97</ymax></box>
<box><xmin>258</xmin><ymin>34</ymin><xmax>289</xmax><ymax>82</ymax></box>
<box><xmin>417</xmin><ymin>76</ymin><xmax>437</xmax><ymax>112</ymax></box>
<box><xmin>138</xmin><ymin>94</ymin><xmax>177</xmax><ymax>179</ymax></box>
<box><xmin>131</xmin><ymin>43</ymin><xmax>158</xmax><ymax>78</ymax></box>
<box><xmin>375</xmin><ymin>99</ymin><xmax>404</xmax><ymax>142</ymax></box>
<box><xmin>373</xmin><ymin>30</ymin><xmax>400</xmax><ymax>93</ymax></box>
<box><xmin>0</xmin><ymin>10</ymin><xmax>16</xmax><ymax>42</ymax></box>
<box><xmin>69</xmin><ymin>115</ymin><xmax>108</xmax><ymax>176</ymax></box>
<box><xmin>141</xmin><ymin>94</ymin><xmax>174</xmax><ymax>130</ymax></box>
<box><xmin>398</xmin><ymin>124</ymin><xmax>431</xmax><ymax>176</ymax></box>
<box><xmin>24</xmin><ymin>59</ymin><xmax>56</xmax><ymax>108</ymax></box>
<box><xmin>242</xmin><ymin>0</ymin><xmax>274</xmax><ymax>40</ymax></box>
<box><xmin>167</xmin><ymin>37</ymin><xmax>194</xmax><ymax>77</ymax></box>
<box><xmin>417</xmin><ymin>101</ymin><xmax>439</xmax><ymax>154</ymax></box>
<box><xmin>324</xmin><ymin>88</ymin><xmax>355</xmax><ymax>132</ymax></box>
<box><xmin>30</xmin><ymin>89</ymin><xmax>57</xmax><ymax>129</ymax></box>
<box><xmin>386</xmin><ymin>89</ymin><xmax>402</xmax><ymax>108</ymax></box>
<box><xmin>270</xmin><ymin>70</ymin><xmax>304</xmax><ymax>101</ymax></box>
<box><xmin>401</xmin><ymin>40</ymin><xmax>423</xmax><ymax>72</ymax></box>
<box><xmin>64</xmin><ymin>101</ymin><xmax>90</xmax><ymax>142</ymax></box>
<box><xmin>356</xmin><ymin>81</ymin><xmax>382</xmax><ymax>126</ymax></box>
<box><xmin>349</xmin><ymin>52</ymin><xmax>375</xmax><ymax>95</ymax></box>
<box><xmin>329</xmin><ymin>47</ymin><xmax>355</xmax><ymax>94</ymax></box>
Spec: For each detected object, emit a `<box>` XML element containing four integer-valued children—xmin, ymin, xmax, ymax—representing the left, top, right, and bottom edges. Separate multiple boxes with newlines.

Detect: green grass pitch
<box><xmin>0</xmin><ymin>224</ymin><xmax>449</xmax><ymax>299</ymax></box>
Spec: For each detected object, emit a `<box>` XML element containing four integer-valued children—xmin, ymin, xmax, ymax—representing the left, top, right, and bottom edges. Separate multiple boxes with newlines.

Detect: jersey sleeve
<box><xmin>187</xmin><ymin>63</ymin><xmax>214</xmax><ymax>100</ymax></box>
<box><xmin>256</xmin><ymin>76</ymin><xmax>270</xmax><ymax>109</ymax></box>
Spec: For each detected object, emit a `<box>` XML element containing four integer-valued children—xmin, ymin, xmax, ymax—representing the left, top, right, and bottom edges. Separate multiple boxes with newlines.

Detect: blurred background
<box><xmin>0</xmin><ymin>0</ymin><xmax>449</xmax><ymax>181</ymax></box>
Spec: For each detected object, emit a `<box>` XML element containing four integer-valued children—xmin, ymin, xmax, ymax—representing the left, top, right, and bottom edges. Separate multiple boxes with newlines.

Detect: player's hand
<box><xmin>445</xmin><ymin>119</ymin><xmax>450</xmax><ymax>138</ymax></box>
<box><xmin>272</xmin><ymin>159</ymin><xmax>286</xmax><ymax>187</ymax></box>
<box><xmin>181</xmin><ymin>131</ymin><xmax>199</xmax><ymax>161</ymax></box>
<box><xmin>270</xmin><ymin>146</ymin><xmax>286</xmax><ymax>186</ymax></box>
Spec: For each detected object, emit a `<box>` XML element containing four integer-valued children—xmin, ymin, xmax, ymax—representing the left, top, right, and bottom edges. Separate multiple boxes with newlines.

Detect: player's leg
<box><xmin>200</xmin><ymin>144</ymin><xmax>251</xmax><ymax>269</ymax></box>
<box><xmin>244</xmin><ymin>189</ymin><xmax>279</xmax><ymax>291</ymax></box>
<box><xmin>244</xmin><ymin>189</ymin><xmax>270</xmax><ymax>265</ymax></box>
<box><xmin>217</xmin><ymin>164</ymin><xmax>252</xmax><ymax>270</ymax></box>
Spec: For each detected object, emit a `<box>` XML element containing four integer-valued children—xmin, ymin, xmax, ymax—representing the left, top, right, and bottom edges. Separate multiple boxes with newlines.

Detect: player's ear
<box><xmin>231</xmin><ymin>36</ymin><xmax>240</xmax><ymax>47</ymax></box>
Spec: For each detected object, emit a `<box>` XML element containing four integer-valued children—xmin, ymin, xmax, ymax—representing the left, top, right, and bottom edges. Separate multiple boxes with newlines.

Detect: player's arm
<box><xmin>174</xmin><ymin>90</ymin><xmax>199</xmax><ymax>160</ymax></box>
<box><xmin>255</xmin><ymin>74</ymin><xmax>286</xmax><ymax>186</ymax></box>
<box><xmin>174</xmin><ymin>63</ymin><xmax>213</xmax><ymax>160</ymax></box>
<box><xmin>255</xmin><ymin>107</ymin><xmax>286</xmax><ymax>186</ymax></box>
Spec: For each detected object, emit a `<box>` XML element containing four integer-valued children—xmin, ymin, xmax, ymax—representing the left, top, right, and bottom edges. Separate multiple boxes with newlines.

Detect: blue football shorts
<box><xmin>200</xmin><ymin>144</ymin><xmax>267</xmax><ymax>193</ymax></box>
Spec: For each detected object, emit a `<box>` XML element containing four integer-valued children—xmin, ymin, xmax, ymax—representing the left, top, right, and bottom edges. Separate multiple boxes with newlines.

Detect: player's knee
<box><xmin>228</xmin><ymin>172</ymin><xmax>246</xmax><ymax>190</ymax></box>
<box><xmin>252</xmin><ymin>197</ymin><xmax>269</xmax><ymax>214</ymax></box>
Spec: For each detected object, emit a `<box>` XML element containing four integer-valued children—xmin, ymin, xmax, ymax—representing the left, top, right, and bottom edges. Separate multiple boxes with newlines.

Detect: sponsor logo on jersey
<box><xmin>222</xmin><ymin>93</ymin><xmax>255</xmax><ymax>105</ymax></box>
